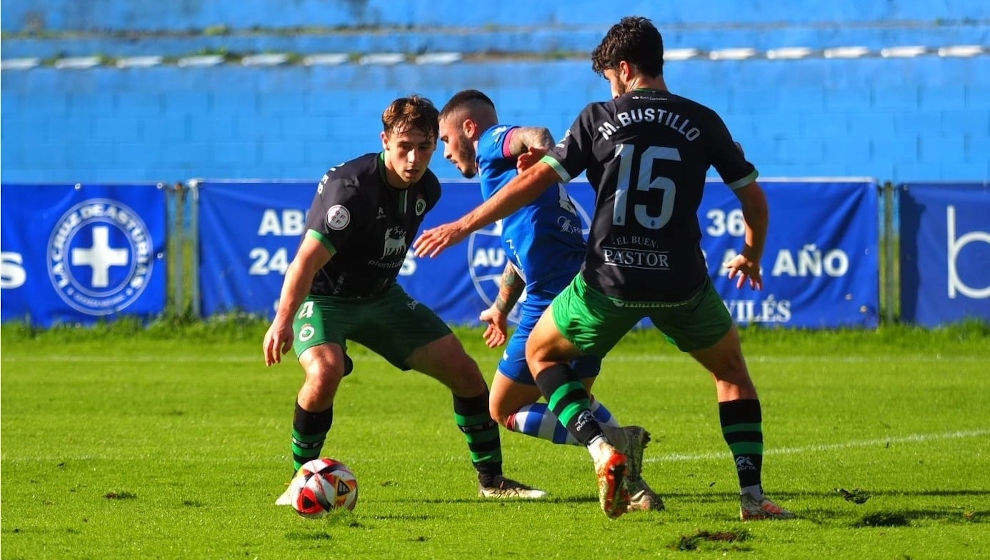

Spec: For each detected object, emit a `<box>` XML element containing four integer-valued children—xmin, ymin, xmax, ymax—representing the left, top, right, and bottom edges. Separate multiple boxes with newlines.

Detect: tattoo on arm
<box><xmin>507</xmin><ymin>127</ymin><xmax>555</xmax><ymax>157</ymax></box>
<box><xmin>494</xmin><ymin>263</ymin><xmax>525</xmax><ymax>313</ymax></box>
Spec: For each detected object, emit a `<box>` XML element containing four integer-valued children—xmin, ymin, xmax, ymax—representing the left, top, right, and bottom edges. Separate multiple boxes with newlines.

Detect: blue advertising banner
<box><xmin>699</xmin><ymin>179</ymin><xmax>878</xmax><ymax>328</ymax></box>
<box><xmin>1</xmin><ymin>184</ymin><xmax>167</xmax><ymax>326</ymax></box>
<box><xmin>197</xmin><ymin>178</ymin><xmax>878</xmax><ymax>328</ymax></box>
<box><xmin>900</xmin><ymin>183</ymin><xmax>990</xmax><ymax>326</ymax></box>
<box><xmin>197</xmin><ymin>180</ymin><xmax>315</xmax><ymax>317</ymax></box>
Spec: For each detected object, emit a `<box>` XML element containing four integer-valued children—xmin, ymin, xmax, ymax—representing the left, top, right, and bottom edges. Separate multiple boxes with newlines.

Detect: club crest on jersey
<box><xmin>47</xmin><ymin>198</ymin><xmax>155</xmax><ymax>316</ymax></box>
<box><xmin>414</xmin><ymin>197</ymin><xmax>427</xmax><ymax>216</ymax></box>
<box><xmin>326</xmin><ymin>205</ymin><xmax>350</xmax><ymax>230</ymax></box>
<box><xmin>382</xmin><ymin>226</ymin><xmax>407</xmax><ymax>257</ymax></box>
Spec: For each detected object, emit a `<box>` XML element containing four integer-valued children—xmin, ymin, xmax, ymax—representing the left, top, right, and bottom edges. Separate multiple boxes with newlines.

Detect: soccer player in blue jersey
<box><xmin>438</xmin><ymin>90</ymin><xmax>659</xmax><ymax>512</ymax></box>
<box><xmin>419</xmin><ymin>18</ymin><xmax>794</xmax><ymax>520</ymax></box>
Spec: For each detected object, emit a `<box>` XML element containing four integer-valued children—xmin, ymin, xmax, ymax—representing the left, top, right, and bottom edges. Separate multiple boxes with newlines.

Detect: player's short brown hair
<box><xmin>381</xmin><ymin>95</ymin><xmax>439</xmax><ymax>141</ymax></box>
<box><xmin>591</xmin><ymin>16</ymin><xmax>664</xmax><ymax>78</ymax></box>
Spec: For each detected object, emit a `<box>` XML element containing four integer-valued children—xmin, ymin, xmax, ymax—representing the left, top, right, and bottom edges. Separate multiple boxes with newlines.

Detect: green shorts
<box><xmin>292</xmin><ymin>284</ymin><xmax>452</xmax><ymax>370</ymax></box>
<box><xmin>551</xmin><ymin>274</ymin><xmax>733</xmax><ymax>356</ymax></box>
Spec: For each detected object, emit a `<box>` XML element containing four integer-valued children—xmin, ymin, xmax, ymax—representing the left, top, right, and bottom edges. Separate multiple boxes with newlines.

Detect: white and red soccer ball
<box><xmin>289</xmin><ymin>458</ymin><xmax>358</xmax><ymax>517</ymax></box>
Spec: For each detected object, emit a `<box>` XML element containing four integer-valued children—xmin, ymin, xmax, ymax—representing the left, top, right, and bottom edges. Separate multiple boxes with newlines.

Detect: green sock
<box><xmin>453</xmin><ymin>391</ymin><xmax>502</xmax><ymax>484</ymax></box>
<box><xmin>291</xmin><ymin>403</ymin><xmax>333</xmax><ymax>472</ymax></box>
<box><xmin>534</xmin><ymin>364</ymin><xmax>602</xmax><ymax>446</ymax></box>
<box><xmin>718</xmin><ymin>399</ymin><xmax>764</xmax><ymax>492</ymax></box>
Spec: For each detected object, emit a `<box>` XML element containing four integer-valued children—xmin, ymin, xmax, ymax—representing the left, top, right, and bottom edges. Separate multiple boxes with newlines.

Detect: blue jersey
<box><xmin>476</xmin><ymin>124</ymin><xmax>586</xmax><ymax>305</ymax></box>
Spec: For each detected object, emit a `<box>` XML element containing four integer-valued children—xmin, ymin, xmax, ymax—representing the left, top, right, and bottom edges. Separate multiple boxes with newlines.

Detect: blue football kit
<box><xmin>475</xmin><ymin>124</ymin><xmax>602</xmax><ymax>384</ymax></box>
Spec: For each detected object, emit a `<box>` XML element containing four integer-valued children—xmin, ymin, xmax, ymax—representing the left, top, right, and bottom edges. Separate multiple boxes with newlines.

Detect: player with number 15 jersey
<box><xmin>543</xmin><ymin>88</ymin><xmax>757</xmax><ymax>302</ymax></box>
<box><xmin>415</xmin><ymin>17</ymin><xmax>792</xmax><ymax>521</ymax></box>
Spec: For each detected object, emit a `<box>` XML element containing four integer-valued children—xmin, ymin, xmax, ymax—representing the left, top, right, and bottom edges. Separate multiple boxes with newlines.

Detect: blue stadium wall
<box><xmin>2</xmin><ymin>0</ymin><xmax>984</xmax><ymax>31</ymax></box>
<box><xmin>2</xmin><ymin>1</ymin><xmax>988</xmax><ymax>183</ymax></box>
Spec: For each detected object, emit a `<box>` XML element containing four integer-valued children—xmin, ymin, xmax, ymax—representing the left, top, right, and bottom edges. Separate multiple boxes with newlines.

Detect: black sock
<box><xmin>453</xmin><ymin>391</ymin><xmax>502</xmax><ymax>485</ymax></box>
<box><xmin>291</xmin><ymin>403</ymin><xmax>333</xmax><ymax>471</ymax></box>
<box><xmin>719</xmin><ymin>399</ymin><xmax>764</xmax><ymax>491</ymax></box>
<box><xmin>534</xmin><ymin>363</ymin><xmax>602</xmax><ymax>446</ymax></box>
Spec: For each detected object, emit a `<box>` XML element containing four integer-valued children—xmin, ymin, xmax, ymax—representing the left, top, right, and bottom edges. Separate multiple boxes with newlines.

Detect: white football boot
<box><xmin>478</xmin><ymin>476</ymin><xmax>548</xmax><ymax>499</ymax></box>
<box><xmin>275</xmin><ymin>471</ymin><xmax>306</xmax><ymax>506</ymax></box>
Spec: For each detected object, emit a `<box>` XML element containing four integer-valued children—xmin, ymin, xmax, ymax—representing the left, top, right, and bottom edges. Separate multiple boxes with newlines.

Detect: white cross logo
<box><xmin>71</xmin><ymin>226</ymin><xmax>129</xmax><ymax>288</ymax></box>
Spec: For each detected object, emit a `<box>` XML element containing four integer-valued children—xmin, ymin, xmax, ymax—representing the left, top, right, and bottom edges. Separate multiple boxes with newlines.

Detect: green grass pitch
<box><xmin>2</xmin><ymin>320</ymin><xmax>988</xmax><ymax>559</ymax></box>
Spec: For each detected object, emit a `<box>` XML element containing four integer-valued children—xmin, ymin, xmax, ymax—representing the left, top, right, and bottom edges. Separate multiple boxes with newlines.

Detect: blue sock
<box><xmin>507</xmin><ymin>400</ymin><xmax>619</xmax><ymax>446</ymax></box>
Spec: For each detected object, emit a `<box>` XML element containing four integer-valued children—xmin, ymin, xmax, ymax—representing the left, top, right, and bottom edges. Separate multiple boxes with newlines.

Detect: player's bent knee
<box><xmin>431</xmin><ymin>353</ymin><xmax>487</xmax><ymax>395</ymax></box>
<box><xmin>450</xmin><ymin>361</ymin><xmax>487</xmax><ymax>395</ymax></box>
<box><xmin>489</xmin><ymin>397</ymin><xmax>513</xmax><ymax>428</ymax></box>
<box><xmin>716</xmin><ymin>353</ymin><xmax>749</xmax><ymax>381</ymax></box>
<box><xmin>302</xmin><ymin>359</ymin><xmax>346</xmax><ymax>398</ymax></box>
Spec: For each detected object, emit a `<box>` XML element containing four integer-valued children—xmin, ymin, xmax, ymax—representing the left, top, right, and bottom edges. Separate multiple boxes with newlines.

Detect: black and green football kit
<box><xmin>537</xmin><ymin>88</ymin><xmax>769</xmax><ymax>498</ymax></box>
<box><xmin>541</xmin><ymin>88</ymin><xmax>758</xmax><ymax>354</ymax></box>
<box><xmin>288</xmin><ymin>153</ymin><xmax>503</xmax><ymax>482</ymax></box>
<box><xmin>292</xmin><ymin>152</ymin><xmax>450</xmax><ymax>368</ymax></box>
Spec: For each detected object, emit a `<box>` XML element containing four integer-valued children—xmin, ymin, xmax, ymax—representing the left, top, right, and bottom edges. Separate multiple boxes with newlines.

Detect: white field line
<box><xmin>5</xmin><ymin>429</ymin><xmax>984</xmax><ymax>466</ymax></box>
<box><xmin>605</xmin><ymin>354</ymin><xmax>985</xmax><ymax>364</ymax></box>
<box><xmin>646</xmin><ymin>429</ymin><xmax>990</xmax><ymax>463</ymax></box>
<box><xmin>2</xmin><ymin>353</ymin><xmax>982</xmax><ymax>364</ymax></box>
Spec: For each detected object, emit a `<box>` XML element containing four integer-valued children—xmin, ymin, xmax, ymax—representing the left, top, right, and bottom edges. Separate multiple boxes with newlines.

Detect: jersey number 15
<box><xmin>612</xmin><ymin>144</ymin><xmax>680</xmax><ymax>230</ymax></box>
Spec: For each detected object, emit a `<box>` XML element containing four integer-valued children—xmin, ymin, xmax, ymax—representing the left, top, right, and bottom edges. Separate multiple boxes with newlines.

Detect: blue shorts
<box><xmin>496</xmin><ymin>301</ymin><xmax>602</xmax><ymax>385</ymax></box>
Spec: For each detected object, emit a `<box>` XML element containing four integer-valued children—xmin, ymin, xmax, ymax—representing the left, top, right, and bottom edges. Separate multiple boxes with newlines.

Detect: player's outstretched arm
<box><xmin>413</xmin><ymin>163</ymin><xmax>559</xmax><ymax>258</ymax></box>
<box><xmin>479</xmin><ymin>262</ymin><xmax>524</xmax><ymax>347</ymax></box>
<box><xmin>263</xmin><ymin>235</ymin><xmax>332</xmax><ymax>366</ymax></box>
<box><xmin>724</xmin><ymin>181</ymin><xmax>769</xmax><ymax>290</ymax></box>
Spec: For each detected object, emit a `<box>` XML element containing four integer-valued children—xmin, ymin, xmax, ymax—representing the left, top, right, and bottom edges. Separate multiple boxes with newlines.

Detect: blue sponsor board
<box><xmin>900</xmin><ymin>183</ymin><xmax>990</xmax><ymax>326</ymax></box>
<box><xmin>196</xmin><ymin>181</ymin><xmax>314</xmax><ymax>318</ymax></box>
<box><xmin>699</xmin><ymin>179</ymin><xmax>878</xmax><ymax>328</ymax></box>
<box><xmin>197</xmin><ymin>178</ymin><xmax>878</xmax><ymax>329</ymax></box>
<box><xmin>1</xmin><ymin>184</ymin><xmax>167</xmax><ymax>326</ymax></box>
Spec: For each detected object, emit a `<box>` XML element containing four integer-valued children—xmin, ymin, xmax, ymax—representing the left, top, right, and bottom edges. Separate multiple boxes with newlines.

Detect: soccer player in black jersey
<box><xmin>416</xmin><ymin>19</ymin><xmax>794</xmax><ymax>519</ymax></box>
<box><xmin>264</xmin><ymin>95</ymin><xmax>544</xmax><ymax>502</ymax></box>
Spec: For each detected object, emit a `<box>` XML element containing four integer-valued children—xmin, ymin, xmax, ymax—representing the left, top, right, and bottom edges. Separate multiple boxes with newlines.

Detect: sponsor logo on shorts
<box><xmin>47</xmin><ymin>198</ymin><xmax>155</xmax><ymax>316</ymax></box>
<box><xmin>602</xmin><ymin>246</ymin><xmax>670</xmax><ymax>270</ymax></box>
<box><xmin>299</xmin><ymin>324</ymin><xmax>315</xmax><ymax>342</ymax></box>
<box><xmin>326</xmin><ymin>205</ymin><xmax>350</xmax><ymax>230</ymax></box>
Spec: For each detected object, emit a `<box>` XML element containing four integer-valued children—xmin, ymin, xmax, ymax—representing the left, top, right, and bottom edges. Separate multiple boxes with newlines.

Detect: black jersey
<box><xmin>543</xmin><ymin>89</ymin><xmax>758</xmax><ymax>301</ymax></box>
<box><xmin>304</xmin><ymin>152</ymin><xmax>441</xmax><ymax>298</ymax></box>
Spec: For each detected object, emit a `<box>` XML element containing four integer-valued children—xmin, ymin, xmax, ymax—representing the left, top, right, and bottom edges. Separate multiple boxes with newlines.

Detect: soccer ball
<box><xmin>289</xmin><ymin>458</ymin><xmax>358</xmax><ymax>517</ymax></box>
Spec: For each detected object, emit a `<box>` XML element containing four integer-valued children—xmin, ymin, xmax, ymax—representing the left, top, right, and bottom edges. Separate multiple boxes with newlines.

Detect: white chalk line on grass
<box><xmin>5</xmin><ymin>430</ymin><xmax>986</xmax><ymax>466</ymax></box>
<box><xmin>607</xmin><ymin>354</ymin><xmax>985</xmax><ymax>364</ymax></box>
<box><xmin>645</xmin><ymin>428</ymin><xmax>990</xmax><ymax>463</ymax></box>
<box><xmin>2</xmin><ymin>354</ymin><xmax>984</xmax><ymax>364</ymax></box>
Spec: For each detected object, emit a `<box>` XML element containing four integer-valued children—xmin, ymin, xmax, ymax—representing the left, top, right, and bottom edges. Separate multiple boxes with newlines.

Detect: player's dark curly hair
<box><xmin>439</xmin><ymin>89</ymin><xmax>496</xmax><ymax>119</ymax></box>
<box><xmin>382</xmin><ymin>95</ymin><xmax>439</xmax><ymax>141</ymax></box>
<box><xmin>591</xmin><ymin>16</ymin><xmax>664</xmax><ymax>78</ymax></box>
